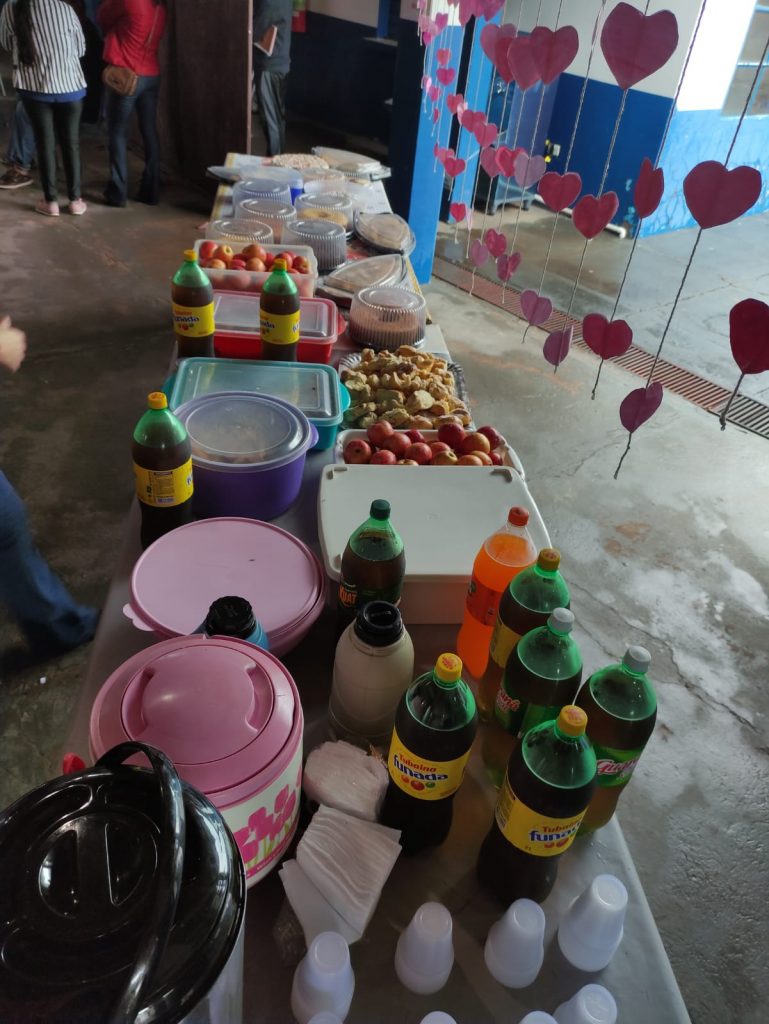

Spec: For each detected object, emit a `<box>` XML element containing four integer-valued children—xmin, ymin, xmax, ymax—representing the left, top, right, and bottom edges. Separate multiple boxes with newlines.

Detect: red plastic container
<box><xmin>213</xmin><ymin>291</ymin><xmax>342</xmax><ymax>363</ymax></box>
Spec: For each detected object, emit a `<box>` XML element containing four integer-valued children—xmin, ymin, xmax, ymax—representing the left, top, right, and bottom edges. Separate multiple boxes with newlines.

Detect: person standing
<box><xmin>252</xmin><ymin>0</ymin><xmax>293</xmax><ymax>157</ymax></box>
<box><xmin>0</xmin><ymin>0</ymin><xmax>87</xmax><ymax>216</ymax></box>
<box><xmin>98</xmin><ymin>0</ymin><xmax>167</xmax><ymax>207</ymax></box>
<box><xmin>0</xmin><ymin>100</ymin><xmax>36</xmax><ymax>189</ymax></box>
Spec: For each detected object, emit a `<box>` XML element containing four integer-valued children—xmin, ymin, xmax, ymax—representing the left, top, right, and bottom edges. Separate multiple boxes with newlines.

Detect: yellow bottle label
<box><xmin>172</xmin><ymin>302</ymin><xmax>215</xmax><ymax>337</ymax></box>
<box><xmin>260</xmin><ymin>309</ymin><xmax>300</xmax><ymax>346</ymax></box>
<box><xmin>489</xmin><ymin>618</ymin><xmax>522</xmax><ymax>669</ymax></box>
<box><xmin>495</xmin><ymin>775</ymin><xmax>586</xmax><ymax>857</ymax></box>
<box><xmin>387</xmin><ymin>727</ymin><xmax>471</xmax><ymax>801</ymax></box>
<box><xmin>134</xmin><ymin>459</ymin><xmax>193</xmax><ymax>508</ymax></box>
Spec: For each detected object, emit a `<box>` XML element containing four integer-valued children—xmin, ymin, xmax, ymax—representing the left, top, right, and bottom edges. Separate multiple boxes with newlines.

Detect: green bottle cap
<box><xmin>370</xmin><ymin>499</ymin><xmax>391</xmax><ymax>521</ymax></box>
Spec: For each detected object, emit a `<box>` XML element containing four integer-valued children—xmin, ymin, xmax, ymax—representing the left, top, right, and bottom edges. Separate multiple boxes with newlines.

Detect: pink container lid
<box><xmin>126</xmin><ymin>517</ymin><xmax>325</xmax><ymax>655</ymax></box>
<box><xmin>89</xmin><ymin>635</ymin><xmax>303</xmax><ymax>807</ymax></box>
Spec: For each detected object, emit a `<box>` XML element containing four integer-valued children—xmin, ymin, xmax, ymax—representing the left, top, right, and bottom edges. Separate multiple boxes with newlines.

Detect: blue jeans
<box><xmin>105</xmin><ymin>75</ymin><xmax>161</xmax><ymax>205</ymax></box>
<box><xmin>5</xmin><ymin>101</ymin><xmax>36</xmax><ymax>171</ymax></box>
<box><xmin>0</xmin><ymin>470</ymin><xmax>98</xmax><ymax>652</ymax></box>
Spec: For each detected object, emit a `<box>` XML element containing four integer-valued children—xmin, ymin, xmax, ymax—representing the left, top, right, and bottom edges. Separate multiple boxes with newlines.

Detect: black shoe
<box><xmin>103</xmin><ymin>192</ymin><xmax>127</xmax><ymax>208</ymax></box>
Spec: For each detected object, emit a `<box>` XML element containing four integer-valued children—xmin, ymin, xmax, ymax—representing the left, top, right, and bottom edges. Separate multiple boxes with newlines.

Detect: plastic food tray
<box><xmin>211</xmin><ymin>292</ymin><xmax>340</xmax><ymax>363</ymax></box>
<box><xmin>193</xmin><ymin>240</ymin><xmax>318</xmax><ymax>298</ymax></box>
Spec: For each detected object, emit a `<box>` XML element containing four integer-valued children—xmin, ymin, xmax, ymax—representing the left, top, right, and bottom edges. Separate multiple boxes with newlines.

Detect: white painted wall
<box><xmin>677</xmin><ymin>0</ymin><xmax>756</xmax><ymax>110</ymax></box>
<box><xmin>308</xmin><ymin>0</ymin><xmax>379</xmax><ymax>27</ymax></box>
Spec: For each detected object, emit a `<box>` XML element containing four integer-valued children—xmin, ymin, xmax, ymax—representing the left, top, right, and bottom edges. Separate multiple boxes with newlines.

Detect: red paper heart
<box><xmin>601</xmin><ymin>3</ymin><xmax>679</xmax><ymax>91</ymax></box>
<box><xmin>520</xmin><ymin>290</ymin><xmax>553</xmax><ymax>326</ymax></box>
<box><xmin>443</xmin><ymin>155</ymin><xmax>467</xmax><ymax>178</ymax></box>
<box><xmin>432</xmin><ymin>107</ymin><xmax>440</xmax><ymax>123</ymax></box>
<box><xmin>507</xmin><ymin>35</ymin><xmax>540</xmax><ymax>91</ymax></box>
<box><xmin>450</xmin><ymin>201</ymin><xmax>468</xmax><ymax>223</ymax></box>
<box><xmin>459</xmin><ymin>107</ymin><xmax>482</xmax><ymax>131</ymax></box>
<box><xmin>496</xmin><ymin>145</ymin><xmax>525</xmax><ymax>178</ymax></box>
<box><xmin>496</xmin><ymin>251</ymin><xmax>522</xmax><ymax>281</ymax></box>
<box><xmin>544</xmin><ymin>325</ymin><xmax>573</xmax><ymax>367</ymax></box>
<box><xmin>474</xmin><ymin>120</ymin><xmax>499</xmax><ymax>147</ymax></box>
<box><xmin>446</xmin><ymin>92</ymin><xmax>465</xmax><ymax>115</ymax></box>
<box><xmin>437</xmin><ymin>66</ymin><xmax>456</xmax><ymax>87</ymax></box>
<box><xmin>538</xmin><ymin>171</ymin><xmax>582</xmax><ymax>211</ymax></box>
<box><xmin>620</xmin><ymin>381</ymin><xmax>663</xmax><ymax>433</ymax></box>
<box><xmin>514</xmin><ymin>151</ymin><xmax>547</xmax><ymax>189</ymax></box>
<box><xmin>458</xmin><ymin>0</ymin><xmax>475</xmax><ymax>27</ymax></box>
<box><xmin>496</xmin><ymin>24</ymin><xmax>519</xmax><ymax>82</ymax></box>
<box><xmin>480</xmin><ymin>22</ymin><xmax>501</xmax><ymax>62</ymax></box>
<box><xmin>437</xmin><ymin>48</ymin><xmax>451</xmax><ymax>67</ymax></box>
<box><xmin>435</xmin><ymin>12</ymin><xmax>448</xmax><ymax>32</ymax></box>
<box><xmin>573</xmin><ymin>192</ymin><xmax>619</xmax><ymax>239</ymax></box>
<box><xmin>530</xmin><ymin>25</ymin><xmax>579</xmax><ymax>85</ymax></box>
<box><xmin>683</xmin><ymin>161</ymin><xmax>762</xmax><ymax>229</ymax></box>
<box><xmin>434</xmin><ymin>144</ymin><xmax>451</xmax><ymax>161</ymax></box>
<box><xmin>634</xmin><ymin>158</ymin><xmax>664</xmax><ymax>219</ymax></box>
<box><xmin>428</xmin><ymin>84</ymin><xmax>440</xmax><ymax>103</ymax></box>
<box><xmin>481</xmin><ymin>0</ymin><xmax>504</xmax><ymax>18</ymax></box>
<box><xmin>470</xmin><ymin>239</ymin><xmax>490</xmax><ymax>267</ymax></box>
<box><xmin>729</xmin><ymin>298</ymin><xmax>769</xmax><ymax>374</ymax></box>
<box><xmin>582</xmin><ymin>314</ymin><xmax>633</xmax><ymax>359</ymax></box>
<box><xmin>484</xmin><ymin>228</ymin><xmax>507</xmax><ymax>258</ymax></box>
<box><xmin>480</xmin><ymin>147</ymin><xmax>501</xmax><ymax>178</ymax></box>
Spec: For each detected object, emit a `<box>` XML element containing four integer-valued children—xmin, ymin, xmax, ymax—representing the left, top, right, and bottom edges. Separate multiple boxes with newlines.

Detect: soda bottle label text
<box><xmin>134</xmin><ymin>459</ymin><xmax>193</xmax><ymax>508</ymax></box>
<box><xmin>172</xmin><ymin>302</ymin><xmax>215</xmax><ymax>337</ymax></box>
<box><xmin>494</xmin><ymin>683</ymin><xmax>526</xmax><ymax>735</ymax></box>
<box><xmin>387</xmin><ymin>728</ymin><xmax>471</xmax><ymax>801</ymax></box>
<box><xmin>593</xmin><ymin>743</ymin><xmax>644</xmax><ymax>788</ymax></box>
<box><xmin>495</xmin><ymin>776</ymin><xmax>586</xmax><ymax>857</ymax></box>
<box><xmin>465</xmin><ymin>576</ymin><xmax>502</xmax><ymax>626</ymax></box>
<box><xmin>489</xmin><ymin>618</ymin><xmax>522</xmax><ymax>670</ymax></box>
<box><xmin>338</xmin><ymin>577</ymin><xmax>402</xmax><ymax>612</ymax></box>
<box><xmin>260</xmin><ymin>310</ymin><xmax>300</xmax><ymax>345</ymax></box>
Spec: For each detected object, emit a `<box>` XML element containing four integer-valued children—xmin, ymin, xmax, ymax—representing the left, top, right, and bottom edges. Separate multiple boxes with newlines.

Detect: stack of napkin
<box><xmin>303</xmin><ymin>741</ymin><xmax>389</xmax><ymax>822</ymax></box>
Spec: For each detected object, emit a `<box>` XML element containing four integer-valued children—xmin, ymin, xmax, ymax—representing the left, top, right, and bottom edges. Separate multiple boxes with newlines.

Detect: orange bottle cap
<box><xmin>273</xmin><ymin>258</ymin><xmax>288</xmax><ymax>272</ymax></box>
<box><xmin>148</xmin><ymin>392</ymin><xmax>168</xmax><ymax>410</ymax></box>
<box><xmin>183</xmin><ymin>248</ymin><xmax>197</xmax><ymax>262</ymax></box>
<box><xmin>557</xmin><ymin>705</ymin><xmax>587</xmax><ymax>737</ymax></box>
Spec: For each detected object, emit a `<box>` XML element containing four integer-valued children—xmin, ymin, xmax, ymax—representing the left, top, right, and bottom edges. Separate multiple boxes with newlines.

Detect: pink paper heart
<box><xmin>446</xmin><ymin>92</ymin><xmax>465</xmax><ymax>115</ymax></box>
<box><xmin>432</xmin><ymin>107</ymin><xmax>440</xmax><ymax>123</ymax></box>
<box><xmin>729</xmin><ymin>298</ymin><xmax>769</xmax><ymax>374</ymax></box>
<box><xmin>543</xmin><ymin>325</ymin><xmax>573</xmax><ymax>367</ymax></box>
<box><xmin>474</xmin><ymin>120</ymin><xmax>499</xmax><ymax>147</ymax></box>
<box><xmin>470</xmin><ymin>239</ymin><xmax>490</xmax><ymax>267</ymax></box>
<box><xmin>496</xmin><ymin>145</ymin><xmax>525</xmax><ymax>178</ymax></box>
<box><xmin>480</xmin><ymin>147</ymin><xmax>501</xmax><ymax>178</ymax></box>
<box><xmin>620</xmin><ymin>381</ymin><xmax>663</xmax><ymax>433</ymax></box>
<box><xmin>480</xmin><ymin>22</ymin><xmax>500</xmax><ymax>62</ymax></box>
<box><xmin>582</xmin><ymin>314</ymin><xmax>633</xmax><ymax>359</ymax></box>
<box><xmin>508</xmin><ymin>35</ymin><xmax>540</xmax><ymax>91</ymax></box>
<box><xmin>437</xmin><ymin>48</ymin><xmax>451</xmax><ymax>67</ymax></box>
<box><xmin>459</xmin><ymin>107</ymin><xmax>480</xmax><ymax>130</ymax></box>
<box><xmin>450</xmin><ymin>201</ymin><xmax>468</xmax><ymax>223</ymax></box>
<box><xmin>437</xmin><ymin>66</ymin><xmax>456</xmax><ymax>86</ymax></box>
<box><xmin>601</xmin><ymin>3</ymin><xmax>679</xmax><ymax>91</ymax></box>
<box><xmin>683</xmin><ymin>161</ymin><xmax>762</xmax><ymax>229</ymax></box>
<box><xmin>484</xmin><ymin>228</ymin><xmax>507</xmax><ymax>258</ymax></box>
<box><xmin>520</xmin><ymin>290</ymin><xmax>553</xmax><ymax>326</ymax></box>
<box><xmin>458</xmin><ymin>0</ymin><xmax>475</xmax><ymax>27</ymax></box>
<box><xmin>428</xmin><ymin>84</ymin><xmax>440</xmax><ymax>103</ymax></box>
<box><xmin>573</xmin><ymin>192</ymin><xmax>619</xmax><ymax>239</ymax></box>
<box><xmin>435</xmin><ymin>12</ymin><xmax>448</xmax><ymax>32</ymax></box>
<box><xmin>421</xmin><ymin>75</ymin><xmax>432</xmax><ymax>92</ymax></box>
<box><xmin>483</xmin><ymin>0</ymin><xmax>505</xmax><ymax>18</ymax></box>
<box><xmin>513</xmin><ymin>151</ymin><xmax>547</xmax><ymax>189</ymax></box>
<box><xmin>530</xmin><ymin>25</ymin><xmax>579</xmax><ymax>85</ymax></box>
<box><xmin>434</xmin><ymin>143</ymin><xmax>451</xmax><ymax>161</ymax></box>
<box><xmin>496</xmin><ymin>251</ymin><xmax>522</xmax><ymax>281</ymax></box>
<box><xmin>423</xmin><ymin>30</ymin><xmax>434</xmax><ymax>45</ymax></box>
<box><xmin>443</xmin><ymin>155</ymin><xmax>467</xmax><ymax>178</ymax></box>
<box><xmin>538</xmin><ymin>170</ymin><xmax>582</xmax><ymax>211</ymax></box>
<box><xmin>634</xmin><ymin>157</ymin><xmax>664</xmax><ymax>219</ymax></box>
<box><xmin>496</xmin><ymin>23</ymin><xmax>519</xmax><ymax>82</ymax></box>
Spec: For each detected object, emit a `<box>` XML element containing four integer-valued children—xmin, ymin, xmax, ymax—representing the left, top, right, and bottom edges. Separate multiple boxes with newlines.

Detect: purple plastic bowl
<box><xmin>175</xmin><ymin>392</ymin><xmax>318</xmax><ymax>521</ymax></box>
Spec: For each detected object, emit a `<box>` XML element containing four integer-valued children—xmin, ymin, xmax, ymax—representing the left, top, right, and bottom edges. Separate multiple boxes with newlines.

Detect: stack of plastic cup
<box><xmin>484</xmin><ymin>899</ymin><xmax>546</xmax><ymax>988</ymax></box>
<box><xmin>557</xmin><ymin>875</ymin><xmax>628</xmax><ymax>972</ymax></box>
<box><xmin>233</xmin><ymin>178</ymin><xmax>292</xmax><ymax>207</ymax></box>
<box><xmin>519</xmin><ymin>1013</ymin><xmax>557</xmax><ymax>1024</ymax></box>
<box><xmin>420</xmin><ymin>1014</ymin><xmax>457</xmax><ymax>1024</ymax></box>
<box><xmin>283</xmin><ymin>220</ymin><xmax>347</xmax><ymax>272</ymax></box>
<box><xmin>291</xmin><ymin>932</ymin><xmax>355</xmax><ymax>1024</ymax></box>
<box><xmin>238</xmin><ymin>198</ymin><xmax>297</xmax><ymax>241</ymax></box>
<box><xmin>554</xmin><ymin>984</ymin><xmax>618</xmax><ymax>1024</ymax></box>
<box><xmin>394</xmin><ymin>902</ymin><xmax>454</xmax><ymax>995</ymax></box>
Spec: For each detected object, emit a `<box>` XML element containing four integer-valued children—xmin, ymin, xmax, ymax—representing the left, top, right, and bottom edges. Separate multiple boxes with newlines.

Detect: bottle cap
<box><xmin>369</xmin><ymin>499</ymin><xmax>391</xmax><ymax>521</ymax></box>
<box><xmin>537</xmin><ymin>547</ymin><xmax>561</xmax><ymax>571</ymax></box>
<box><xmin>354</xmin><ymin>601</ymin><xmax>403</xmax><ymax>647</ymax></box>
<box><xmin>273</xmin><ymin>257</ymin><xmax>288</xmax><ymax>272</ymax></box>
<box><xmin>434</xmin><ymin>653</ymin><xmax>462</xmax><ymax>684</ymax></box>
<box><xmin>147</xmin><ymin>392</ymin><xmax>168</xmax><ymax>410</ymax></box>
<box><xmin>622</xmin><ymin>645</ymin><xmax>651</xmax><ymax>675</ymax></box>
<box><xmin>548</xmin><ymin>607</ymin><xmax>574</xmax><ymax>634</ymax></box>
<box><xmin>204</xmin><ymin>596</ymin><xmax>257</xmax><ymax>639</ymax></box>
<box><xmin>557</xmin><ymin>705</ymin><xmax>587</xmax><ymax>737</ymax></box>
<box><xmin>507</xmin><ymin>505</ymin><xmax>530</xmax><ymax>526</ymax></box>
<box><xmin>183</xmin><ymin>248</ymin><xmax>197</xmax><ymax>262</ymax></box>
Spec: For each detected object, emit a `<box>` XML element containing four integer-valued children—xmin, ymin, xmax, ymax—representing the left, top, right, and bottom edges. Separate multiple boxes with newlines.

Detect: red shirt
<box><xmin>98</xmin><ymin>0</ymin><xmax>167</xmax><ymax>77</ymax></box>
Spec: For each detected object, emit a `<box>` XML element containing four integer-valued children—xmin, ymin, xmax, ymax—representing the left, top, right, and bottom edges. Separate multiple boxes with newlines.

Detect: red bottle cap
<box><xmin>508</xmin><ymin>506</ymin><xmax>529</xmax><ymax>526</ymax></box>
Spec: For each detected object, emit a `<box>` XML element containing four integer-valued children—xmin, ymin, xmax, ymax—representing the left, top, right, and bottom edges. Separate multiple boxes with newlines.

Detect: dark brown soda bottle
<box><xmin>260</xmin><ymin>258</ymin><xmax>300</xmax><ymax>360</ymax></box>
<box><xmin>337</xmin><ymin>499</ymin><xmax>405</xmax><ymax>630</ymax></box>
<box><xmin>477</xmin><ymin>705</ymin><xmax>596</xmax><ymax>904</ymax></box>
<box><xmin>171</xmin><ymin>249</ymin><xmax>215</xmax><ymax>359</ymax></box>
<box><xmin>132</xmin><ymin>392</ymin><xmax>193</xmax><ymax>548</ymax></box>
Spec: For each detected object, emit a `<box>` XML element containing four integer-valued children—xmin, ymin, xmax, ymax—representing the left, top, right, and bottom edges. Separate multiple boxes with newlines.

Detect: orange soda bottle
<box><xmin>456</xmin><ymin>507</ymin><xmax>537</xmax><ymax>679</ymax></box>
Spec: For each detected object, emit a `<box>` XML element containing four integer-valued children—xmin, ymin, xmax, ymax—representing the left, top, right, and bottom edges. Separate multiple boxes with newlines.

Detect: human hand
<box><xmin>0</xmin><ymin>316</ymin><xmax>27</xmax><ymax>372</ymax></box>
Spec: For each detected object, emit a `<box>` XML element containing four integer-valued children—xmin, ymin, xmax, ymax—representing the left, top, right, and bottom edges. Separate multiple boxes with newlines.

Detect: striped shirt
<box><xmin>0</xmin><ymin>0</ymin><xmax>86</xmax><ymax>95</ymax></box>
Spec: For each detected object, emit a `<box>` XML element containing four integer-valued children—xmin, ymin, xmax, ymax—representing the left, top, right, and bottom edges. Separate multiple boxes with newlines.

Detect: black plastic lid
<box><xmin>370</xmin><ymin>498</ymin><xmax>391</xmax><ymax>521</ymax></box>
<box><xmin>0</xmin><ymin>745</ymin><xmax>245</xmax><ymax>1024</ymax></box>
<box><xmin>204</xmin><ymin>595</ymin><xmax>257</xmax><ymax>639</ymax></box>
<box><xmin>354</xmin><ymin>601</ymin><xmax>404</xmax><ymax>646</ymax></box>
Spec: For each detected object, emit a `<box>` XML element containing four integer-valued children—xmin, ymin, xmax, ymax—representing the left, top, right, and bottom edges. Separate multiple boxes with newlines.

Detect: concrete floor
<box><xmin>1</xmin><ymin>123</ymin><xmax>768</xmax><ymax>1024</ymax></box>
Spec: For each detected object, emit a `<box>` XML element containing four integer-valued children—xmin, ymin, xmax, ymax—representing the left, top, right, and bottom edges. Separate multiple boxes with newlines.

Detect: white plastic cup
<box><xmin>419</xmin><ymin>1014</ymin><xmax>458</xmax><ymax>1024</ymax></box>
<box><xmin>557</xmin><ymin>875</ymin><xmax>628</xmax><ymax>972</ymax></box>
<box><xmin>554</xmin><ymin>983</ymin><xmax>618</xmax><ymax>1024</ymax></box>
<box><xmin>520</xmin><ymin>1013</ymin><xmax>558</xmax><ymax>1024</ymax></box>
<box><xmin>484</xmin><ymin>898</ymin><xmax>546</xmax><ymax>988</ymax></box>
<box><xmin>394</xmin><ymin>902</ymin><xmax>454</xmax><ymax>995</ymax></box>
<box><xmin>291</xmin><ymin>932</ymin><xmax>355</xmax><ymax>1024</ymax></box>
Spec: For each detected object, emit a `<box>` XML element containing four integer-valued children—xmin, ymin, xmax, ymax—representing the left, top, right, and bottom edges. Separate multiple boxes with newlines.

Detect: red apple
<box><xmin>460</xmin><ymin>432</ymin><xmax>491</xmax><ymax>456</ymax></box>
<box><xmin>367</xmin><ymin>420</ymin><xmax>394</xmax><ymax>447</ymax></box>
<box><xmin>478</xmin><ymin>425</ymin><xmax>503</xmax><ymax>450</ymax></box>
<box><xmin>230</xmin><ymin>271</ymin><xmax>252</xmax><ymax>291</ymax></box>
<box><xmin>230</xmin><ymin>259</ymin><xmax>247</xmax><ymax>271</ymax></box>
<box><xmin>405</xmin><ymin>429</ymin><xmax>426</xmax><ymax>444</ymax></box>
<box><xmin>264</xmin><ymin>252</ymin><xmax>275</xmax><ymax>268</ymax></box>
<box><xmin>384</xmin><ymin>432</ymin><xmax>410</xmax><ymax>459</ymax></box>
<box><xmin>207</xmin><ymin>258</ymin><xmax>227</xmax><ymax>269</ymax></box>
<box><xmin>438</xmin><ymin>422</ymin><xmax>466</xmax><ymax>450</ymax></box>
<box><xmin>293</xmin><ymin>256</ymin><xmax>310</xmax><ymax>273</ymax></box>
<box><xmin>371</xmin><ymin>449</ymin><xmax>397</xmax><ymax>465</ymax></box>
<box><xmin>489</xmin><ymin>451</ymin><xmax>504</xmax><ymax>465</ymax></box>
<box><xmin>458</xmin><ymin>454</ymin><xmax>483</xmax><ymax>466</ymax></box>
<box><xmin>343</xmin><ymin>438</ymin><xmax>372</xmax><ymax>464</ymax></box>
<box><xmin>199</xmin><ymin>240</ymin><xmax>218</xmax><ymax>261</ymax></box>
<box><xmin>241</xmin><ymin>243</ymin><xmax>267</xmax><ymax>261</ymax></box>
<box><xmin>405</xmin><ymin>442</ymin><xmax>432</xmax><ymax>465</ymax></box>
<box><xmin>429</xmin><ymin>441</ymin><xmax>451</xmax><ymax>457</ymax></box>
<box><xmin>276</xmin><ymin>251</ymin><xmax>294</xmax><ymax>270</ymax></box>
<box><xmin>433</xmin><ymin>450</ymin><xmax>458</xmax><ymax>466</ymax></box>
<box><xmin>214</xmin><ymin>244</ymin><xmax>234</xmax><ymax>263</ymax></box>
<box><xmin>245</xmin><ymin>258</ymin><xmax>266</xmax><ymax>272</ymax></box>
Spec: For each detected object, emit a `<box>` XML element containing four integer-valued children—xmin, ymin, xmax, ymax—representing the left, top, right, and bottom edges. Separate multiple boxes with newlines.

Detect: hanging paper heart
<box><xmin>421</xmin><ymin>75</ymin><xmax>432</xmax><ymax>93</ymax></box>
<box><xmin>432</xmin><ymin>107</ymin><xmax>440</xmax><ymax>123</ymax></box>
<box><xmin>458</xmin><ymin>0</ymin><xmax>475</xmax><ymax>27</ymax></box>
<box><xmin>507</xmin><ymin>35</ymin><xmax>540</xmax><ymax>91</ymax></box>
<box><xmin>459</xmin><ymin>107</ymin><xmax>481</xmax><ymax>131</ymax></box>
<box><xmin>474</xmin><ymin>120</ymin><xmax>499</xmax><ymax>147</ymax></box>
<box><xmin>513</xmin><ymin>151</ymin><xmax>547</xmax><ymax>189</ymax></box>
<box><xmin>496</xmin><ymin>251</ymin><xmax>522</xmax><ymax>281</ymax></box>
<box><xmin>428</xmin><ymin>84</ymin><xmax>440</xmax><ymax>103</ymax></box>
<box><xmin>572</xmin><ymin>192</ymin><xmax>619</xmax><ymax>239</ymax></box>
<box><xmin>620</xmin><ymin>381</ymin><xmax>663</xmax><ymax>433</ymax></box>
<box><xmin>729</xmin><ymin>298</ymin><xmax>769</xmax><ymax>374</ymax></box>
<box><xmin>582</xmin><ymin>314</ymin><xmax>633</xmax><ymax>359</ymax></box>
<box><xmin>520</xmin><ymin>290</ymin><xmax>553</xmax><ymax>326</ymax></box>
<box><xmin>530</xmin><ymin>25</ymin><xmax>579</xmax><ymax>85</ymax></box>
<box><xmin>538</xmin><ymin>170</ymin><xmax>582</xmax><ymax>211</ymax></box>
<box><xmin>480</xmin><ymin>147</ymin><xmax>501</xmax><ymax>178</ymax></box>
<box><xmin>634</xmin><ymin>157</ymin><xmax>664</xmax><ymax>219</ymax></box>
<box><xmin>543</xmin><ymin>325</ymin><xmax>574</xmax><ymax>367</ymax></box>
<box><xmin>496</xmin><ymin>145</ymin><xmax>525</xmax><ymax>178</ymax></box>
<box><xmin>437</xmin><ymin>48</ymin><xmax>451</xmax><ymax>67</ymax></box>
<box><xmin>470</xmin><ymin>239</ymin><xmax>490</xmax><ymax>267</ymax></box>
<box><xmin>450</xmin><ymin>201</ymin><xmax>468</xmax><ymax>223</ymax></box>
<box><xmin>435</xmin><ymin>13</ymin><xmax>449</xmax><ymax>32</ymax></box>
<box><xmin>446</xmin><ymin>92</ymin><xmax>466</xmax><ymax>115</ymax></box>
<box><xmin>484</xmin><ymin>228</ymin><xmax>507</xmax><ymax>257</ymax></box>
<box><xmin>496</xmin><ymin>24</ymin><xmax>519</xmax><ymax>83</ymax></box>
<box><xmin>683</xmin><ymin>161</ymin><xmax>762</xmax><ymax>229</ymax></box>
<box><xmin>437</xmin><ymin>66</ymin><xmax>456</xmax><ymax>86</ymax></box>
<box><xmin>481</xmin><ymin>0</ymin><xmax>505</xmax><ymax>19</ymax></box>
<box><xmin>480</xmin><ymin>23</ymin><xmax>501</xmax><ymax>61</ymax></box>
<box><xmin>443</xmin><ymin>155</ymin><xmax>467</xmax><ymax>177</ymax></box>
<box><xmin>434</xmin><ymin>143</ymin><xmax>451</xmax><ymax>161</ymax></box>
<box><xmin>600</xmin><ymin>4</ymin><xmax>679</xmax><ymax>92</ymax></box>
<box><xmin>423</xmin><ymin>29</ymin><xmax>434</xmax><ymax>45</ymax></box>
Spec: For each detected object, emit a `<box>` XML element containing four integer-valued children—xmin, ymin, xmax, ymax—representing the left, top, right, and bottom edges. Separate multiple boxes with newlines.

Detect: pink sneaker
<box><xmin>69</xmin><ymin>198</ymin><xmax>87</xmax><ymax>216</ymax></box>
<box><xmin>35</xmin><ymin>198</ymin><xmax>60</xmax><ymax>217</ymax></box>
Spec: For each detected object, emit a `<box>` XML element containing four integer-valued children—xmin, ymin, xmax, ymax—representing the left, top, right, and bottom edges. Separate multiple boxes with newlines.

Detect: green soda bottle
<box><xmin>478</xmin><ymin>549</ymin><xmax>570</xmax><ymax>720</ymax></box>
<box><xmin>337</xmin><ymin>500</ymin><xmax>405</xmax><ymax>628</ymax></box>
<box><xmin>260</xmin><ymin>257</ymin><xmax>300</xmax><ymax>360</ymax></box>
<box><xmin>132</xmin><ymin>392</ymin><xmax>193</xmax><ymax>549</ymax></box>
<box><xmin>477</xmin><ymin>705</ymin><xmax>597</xmax><ymax>904</ymax></box>
<box><xmin>576</xmin><ymin>646</ymin><xmax>657</xmax><ymax>834</ymax></box>
<box><xmin>482</xmin><ymin>608</ymin><xmax>582</xmax><ymax>787</ymax></box>
<box><xmin>171</xmin><ymin>249</ymin><xmax>215</xmax><ymax>359</ymax></box>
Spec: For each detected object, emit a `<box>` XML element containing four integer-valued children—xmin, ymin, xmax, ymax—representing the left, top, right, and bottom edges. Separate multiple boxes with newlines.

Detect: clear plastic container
<box><xmin>354</xmin><ymin>211</ymin><xmax>416</xmax><ymax>255</ymax></box>
<box><xmin>348</xmin><ymin>286</ymin><xmax>426</xmax><ymax>350</ymax></box>
<box><xmin>233</xmin><ymin>179</ymin><xmax>292</xmax><ymax>207</ymax></box>
<box><xmin>192</xmin><ymin>240</ymin><xmax>317</xmax><ymax>297</ymax></box>
<box><xmin>238</xmin><ymin>199</ymin><xmax>297</xmax><ymax>241</ymax></box>
<box><xmin>323</xmin><ymin>254</ymin><xmax>408</xmax><ymax>298</ymax></box>
<box><xmin>241</xmin><ymin>165</ymin><xmax>303</xmax><ymax>201</ymax></box>
<box><xmin>301</xmin><ymin>167</ymin><xmax>346</xmax><ymax>192</ymax></box>
<box><xmin>283</xmin><ymin>220</ymin><xmax>348</xmax><ymax>273</ymax></box>
<box><xmin>206</xmin><ymin>218</ymin><xmax>274</xmax><ymax>244</ymax></box>
<box><xmin>295</xmin><ymin>192</ymin><xmax>353</xmax><ymax>230</ymax></box>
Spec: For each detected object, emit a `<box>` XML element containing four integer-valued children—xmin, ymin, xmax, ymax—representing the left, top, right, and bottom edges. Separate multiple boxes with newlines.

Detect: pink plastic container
<box><xmin>89</xmin><ymin>635</ymin><xmax>303</xmax><ymax>887</ymax></box>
